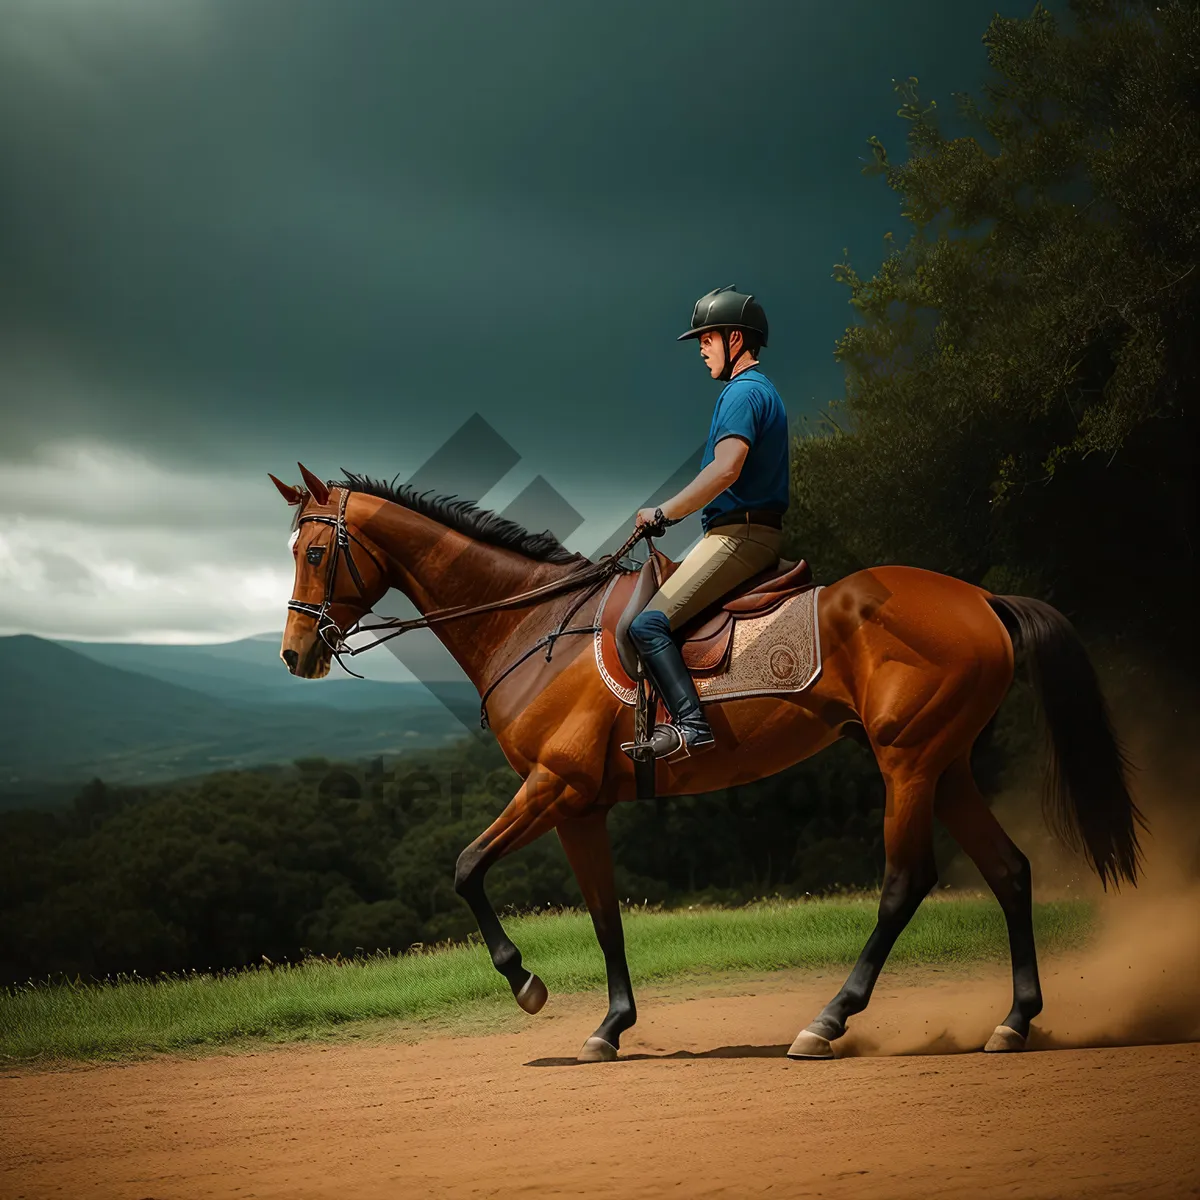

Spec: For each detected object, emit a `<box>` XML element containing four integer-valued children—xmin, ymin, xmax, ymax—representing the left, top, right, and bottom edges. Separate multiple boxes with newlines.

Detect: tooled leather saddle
<box><xmin>600</xmin><ymin>545</ymin><xmax>815</xmax><ymax>694</ymax></box>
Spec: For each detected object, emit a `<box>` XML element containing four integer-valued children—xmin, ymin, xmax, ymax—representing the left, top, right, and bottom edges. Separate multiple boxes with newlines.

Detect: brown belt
<box><xmin>708</xmin><ymin>509</ymin><xmax>784</xmax><ymax>530</ymax></box>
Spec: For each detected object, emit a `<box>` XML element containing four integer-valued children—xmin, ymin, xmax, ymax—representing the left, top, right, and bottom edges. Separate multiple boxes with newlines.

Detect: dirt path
<box><xmin>2</xmin><ymin>970</ymin><xmax>1199</xmax><ymax>1200</ymax></box>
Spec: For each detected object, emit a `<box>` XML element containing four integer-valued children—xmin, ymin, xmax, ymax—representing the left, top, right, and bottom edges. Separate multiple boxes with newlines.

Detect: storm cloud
<box><xmin>0</xmin><ymin>0</ymin><xmax>1033</xmax><ymax>640</ymax></box>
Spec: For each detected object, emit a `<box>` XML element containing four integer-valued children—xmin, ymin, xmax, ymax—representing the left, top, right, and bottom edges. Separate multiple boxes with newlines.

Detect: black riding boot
<box><xmin>631</xmin><ymin>637</ymin><xmax>716</xmax><ymax>761</ymax></box>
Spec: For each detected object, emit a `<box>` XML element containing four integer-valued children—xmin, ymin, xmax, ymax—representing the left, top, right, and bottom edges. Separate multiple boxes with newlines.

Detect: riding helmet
<box><xmin>677</xmin><ymin>285</ymin><xmax>769</xmax><ymax>347</ymax></box>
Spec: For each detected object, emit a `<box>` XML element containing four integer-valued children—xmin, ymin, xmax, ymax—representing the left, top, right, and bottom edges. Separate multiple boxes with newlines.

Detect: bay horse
<box><xmin>270</xmin><ymin>465</ymin><xmax>1144</xmax><ymax>1061</ymax></box>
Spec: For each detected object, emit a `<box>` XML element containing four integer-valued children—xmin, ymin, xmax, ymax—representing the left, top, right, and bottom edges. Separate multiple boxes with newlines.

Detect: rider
<box><xmin>625</xmin><ymin>285</ymin><xmax>790</xmax><ymax>761</ymax></box>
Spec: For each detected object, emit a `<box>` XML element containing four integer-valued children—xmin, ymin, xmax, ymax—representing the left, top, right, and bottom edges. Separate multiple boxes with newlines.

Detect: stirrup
<box><xmin>621</xmin><ymin>721</ymin><xmax>714</xmax><ymax>764</ymax></box>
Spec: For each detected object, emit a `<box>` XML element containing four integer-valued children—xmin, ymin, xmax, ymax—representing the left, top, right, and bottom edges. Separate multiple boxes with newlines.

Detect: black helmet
<box><xmin>677</xmin><ymin>285</ymin><xmax>769</xmax><ymax>347</ymax></box>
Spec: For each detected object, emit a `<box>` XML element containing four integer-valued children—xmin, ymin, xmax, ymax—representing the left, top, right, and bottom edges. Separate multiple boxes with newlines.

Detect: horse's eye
<box><xmin>306</xmin><ymin>545</ymin><xmax>326</xmax><ymax>565</ymax></box>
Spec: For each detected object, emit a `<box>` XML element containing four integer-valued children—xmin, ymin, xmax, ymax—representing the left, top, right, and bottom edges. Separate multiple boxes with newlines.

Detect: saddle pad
<box><xmin>594</xmin><ymin>574</ymin><xmax>824</xmax><ymax>705</ymax></box>
<box><xmin>696</xmin><ymin>585</ymin><xmax>823</xmax><ymax>702</ymax></box>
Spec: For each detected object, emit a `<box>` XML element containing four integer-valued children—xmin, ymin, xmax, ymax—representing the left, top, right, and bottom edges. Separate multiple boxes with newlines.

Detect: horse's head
<box><xmin>270</xmin><ymin>463</ymin><xmax>390</xmax><ymax>679</ymax></box>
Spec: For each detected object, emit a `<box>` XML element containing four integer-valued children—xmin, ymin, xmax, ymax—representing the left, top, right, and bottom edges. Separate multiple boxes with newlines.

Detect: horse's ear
<box><xmin>268</xmin><ymin>473</ymin><xmax>303</xmax><ymax>505</ymax></box>
<box><xmin>297</xmin><ymin>462</ymin><xmax>330</xmax><ymax>506</ymax></box>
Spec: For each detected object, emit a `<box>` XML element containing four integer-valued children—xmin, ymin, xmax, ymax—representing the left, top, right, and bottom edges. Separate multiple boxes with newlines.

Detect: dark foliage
<box><xmin>0</xmin><ymin>738</ymin><xmax>897</xmax><ymax>985</ymax></box>
<box><xmin>789</xmin><ymin>0</ymin><xmax>1197</xmax><ymax>656</ymax></box>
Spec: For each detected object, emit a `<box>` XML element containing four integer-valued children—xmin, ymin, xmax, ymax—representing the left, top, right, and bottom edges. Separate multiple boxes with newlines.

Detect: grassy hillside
<box><xmin>0</xmin><ymin>896</ymin><xmax>1092</xmax><ymax>1062</ymax></box>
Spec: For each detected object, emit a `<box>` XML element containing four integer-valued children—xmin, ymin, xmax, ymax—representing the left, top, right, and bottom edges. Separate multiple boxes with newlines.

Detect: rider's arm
<box><xmin>658</xmin><ymin>436</ymin><xmax>749</xmax><ymax>522</ymax></box>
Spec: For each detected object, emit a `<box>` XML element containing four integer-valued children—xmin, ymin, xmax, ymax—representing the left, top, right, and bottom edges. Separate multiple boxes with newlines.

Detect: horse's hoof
<box><xmin>983</xmin><ymin>1024</ymin><xmax>1027</xmax><ymax>1053</ymax></box>
<box><xmin>514</xmin><ymin>972</ymin><xmax>548</xmax><ymax>1014</ymax></box>
<box><xmin>577</xmin><ymin>1036</ymin><xmax>618</xmax><ymax>1063</ymax></box>
<box><xmin>786</xmin><ymin>1029</ymin><xmax>835</xmax><ymax>1059</ymax></box>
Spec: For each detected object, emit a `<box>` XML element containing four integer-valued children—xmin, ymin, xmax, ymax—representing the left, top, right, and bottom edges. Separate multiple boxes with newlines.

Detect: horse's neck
<box><xmin>367</xmin><ymin>499</ymin><xmax>577</xmax><ymax>688</ymax></box>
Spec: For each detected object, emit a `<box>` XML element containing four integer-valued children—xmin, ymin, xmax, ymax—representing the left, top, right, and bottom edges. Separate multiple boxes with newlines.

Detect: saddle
<box><xmin>610</xmin><ymin>546</ymin><xmax>814</xmax><ymax>684</ymax></box>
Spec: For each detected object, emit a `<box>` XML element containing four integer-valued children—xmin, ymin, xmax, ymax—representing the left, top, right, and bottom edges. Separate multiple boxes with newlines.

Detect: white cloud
<box><xmin>0</xmin><ymin>441</ymin><xmax>295</xmax><ymax>641</ymax></box>
<box><xmin>0</xmin><ymin>438</ymin><xmax>671</xmax><ymax>645</ymax></box>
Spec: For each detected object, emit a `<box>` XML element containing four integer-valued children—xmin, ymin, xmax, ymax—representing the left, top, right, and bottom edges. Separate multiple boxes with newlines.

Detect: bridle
<box><xmin>286</xmin><ymin>486</ymin><xmax>390</xmax><ymax>677</ymax></box>
<box><xmin>286</xmin><ymin>486</ymin><xmax>668</xmax><ymax>718</ymax></box>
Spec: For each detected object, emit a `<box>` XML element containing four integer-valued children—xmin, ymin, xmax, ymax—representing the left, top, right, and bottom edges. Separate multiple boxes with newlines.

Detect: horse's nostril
<box><xmin>282</xmin><ymin>648</ymin><xmax>299</xmax><ymax>671</ymax></box>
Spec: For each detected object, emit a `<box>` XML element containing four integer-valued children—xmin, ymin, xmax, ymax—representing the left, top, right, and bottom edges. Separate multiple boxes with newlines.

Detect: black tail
<box><xmin>988</xmin><ymin>595</ymin><xmax>1146</xmax><ymax>890</ymax></box>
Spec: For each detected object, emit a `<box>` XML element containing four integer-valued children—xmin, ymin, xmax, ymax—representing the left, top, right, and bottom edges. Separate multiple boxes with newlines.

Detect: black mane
<box><xmin>298</xmin><ymin>471</ymin><xmax>585</xmax><ymax>566</ymax></box>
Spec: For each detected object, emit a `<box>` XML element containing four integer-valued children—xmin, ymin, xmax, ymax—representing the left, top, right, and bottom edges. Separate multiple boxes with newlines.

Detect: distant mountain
<box><xmin>0</xmin><ymin>635</ymin><xmax>469</xmax><ymax>802</ymax></box>
<box><xmin>53</xmin><ymin>632</ymin><xmax>450</xmax><ymax>711</ymax></box>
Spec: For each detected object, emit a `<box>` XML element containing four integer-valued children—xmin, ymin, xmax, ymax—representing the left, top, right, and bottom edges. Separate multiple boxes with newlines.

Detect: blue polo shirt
<box><xmin>699</xmin><ymin>367</ymin><xmax>790</xmax><ymax>531</ymax></box>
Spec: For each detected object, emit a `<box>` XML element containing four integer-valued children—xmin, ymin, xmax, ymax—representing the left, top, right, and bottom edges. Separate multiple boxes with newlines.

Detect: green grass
<box><xmin>0</xmin><ymin>895</ymin><xmax>1092</xmax><ymax>1065</ymax></box>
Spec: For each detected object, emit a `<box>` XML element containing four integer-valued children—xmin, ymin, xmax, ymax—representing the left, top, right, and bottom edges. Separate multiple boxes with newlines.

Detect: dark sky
<box><xmin>0</xmin><ymin>0</ymin><xmax>1037</xmax><ymax>644</ymax></box>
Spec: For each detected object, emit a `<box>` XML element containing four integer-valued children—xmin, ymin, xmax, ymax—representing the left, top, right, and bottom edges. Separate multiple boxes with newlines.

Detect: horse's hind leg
<box><xmin>788</xmin><ymin>769</ymin><xmax>939</xmax><ymax>1058</ymax></box>
<box><xmin>935</xmin><ymin>755</ymin><xmax>1042</xmax><ymax>1051</ymax></box>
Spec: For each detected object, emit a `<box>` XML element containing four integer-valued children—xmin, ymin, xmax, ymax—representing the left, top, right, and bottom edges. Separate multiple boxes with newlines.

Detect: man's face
<box><xmin>698</xmin><ymin>329</ymin><xmax>741</xmax><ymax>379</ymax></box>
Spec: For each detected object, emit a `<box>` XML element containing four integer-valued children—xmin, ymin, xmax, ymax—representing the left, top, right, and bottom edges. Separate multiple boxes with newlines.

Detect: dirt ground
<box><xmin>2</xmin><ymin>967</ymin><xmax>1198</xmax><ymax>1200</ymax></box>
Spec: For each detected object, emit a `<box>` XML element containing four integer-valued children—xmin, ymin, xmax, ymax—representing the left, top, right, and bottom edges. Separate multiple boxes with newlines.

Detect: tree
<box><xmin>789</xmin><ymin>0</ymin><xmax>1198</xmax><ymax>651</ymax></box>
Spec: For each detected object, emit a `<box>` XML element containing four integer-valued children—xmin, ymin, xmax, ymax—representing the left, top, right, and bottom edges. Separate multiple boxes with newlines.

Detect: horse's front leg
<box><xmin>556</xmin><ymin>806</ymin><xmax>635</xmax><ymax>1062</ymax></box>
<box><xmin>454</xmin><ymin>764</ymin><xmax>589</xmax><ymax>1014</ymax></box>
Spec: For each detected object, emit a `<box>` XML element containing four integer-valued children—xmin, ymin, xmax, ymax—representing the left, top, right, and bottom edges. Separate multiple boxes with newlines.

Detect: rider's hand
<box><xmin>634</xmin><ymin>506</ymin><xmax>661</xmax><ymax>530</ymax></box>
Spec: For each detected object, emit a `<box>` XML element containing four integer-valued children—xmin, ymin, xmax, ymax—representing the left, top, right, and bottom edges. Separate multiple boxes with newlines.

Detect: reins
<box><xmin>288</xmin><ymin>486</ymin><xmax>665</xmax><ymax>723</ymax></box>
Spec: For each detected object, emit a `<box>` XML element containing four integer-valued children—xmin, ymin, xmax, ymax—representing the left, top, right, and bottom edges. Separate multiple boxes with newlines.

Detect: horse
<box><xmin>270</xmin><ymin>464</ymin><xmax>1145</xmax><ymax>1062</ymax></box>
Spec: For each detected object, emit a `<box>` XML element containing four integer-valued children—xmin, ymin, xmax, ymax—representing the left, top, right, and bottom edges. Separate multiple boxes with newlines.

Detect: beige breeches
<box><xmin>643</xmin><ymin>521</ymin><xmax>783</xmax><ymax>630</ymax></box>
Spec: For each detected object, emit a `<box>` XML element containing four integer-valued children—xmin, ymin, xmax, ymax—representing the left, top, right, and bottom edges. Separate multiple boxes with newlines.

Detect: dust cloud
<box><xmin>844</xmin><ymin>662</ymin><xmax>1200</xmax><ymax>1057</ymax></box>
